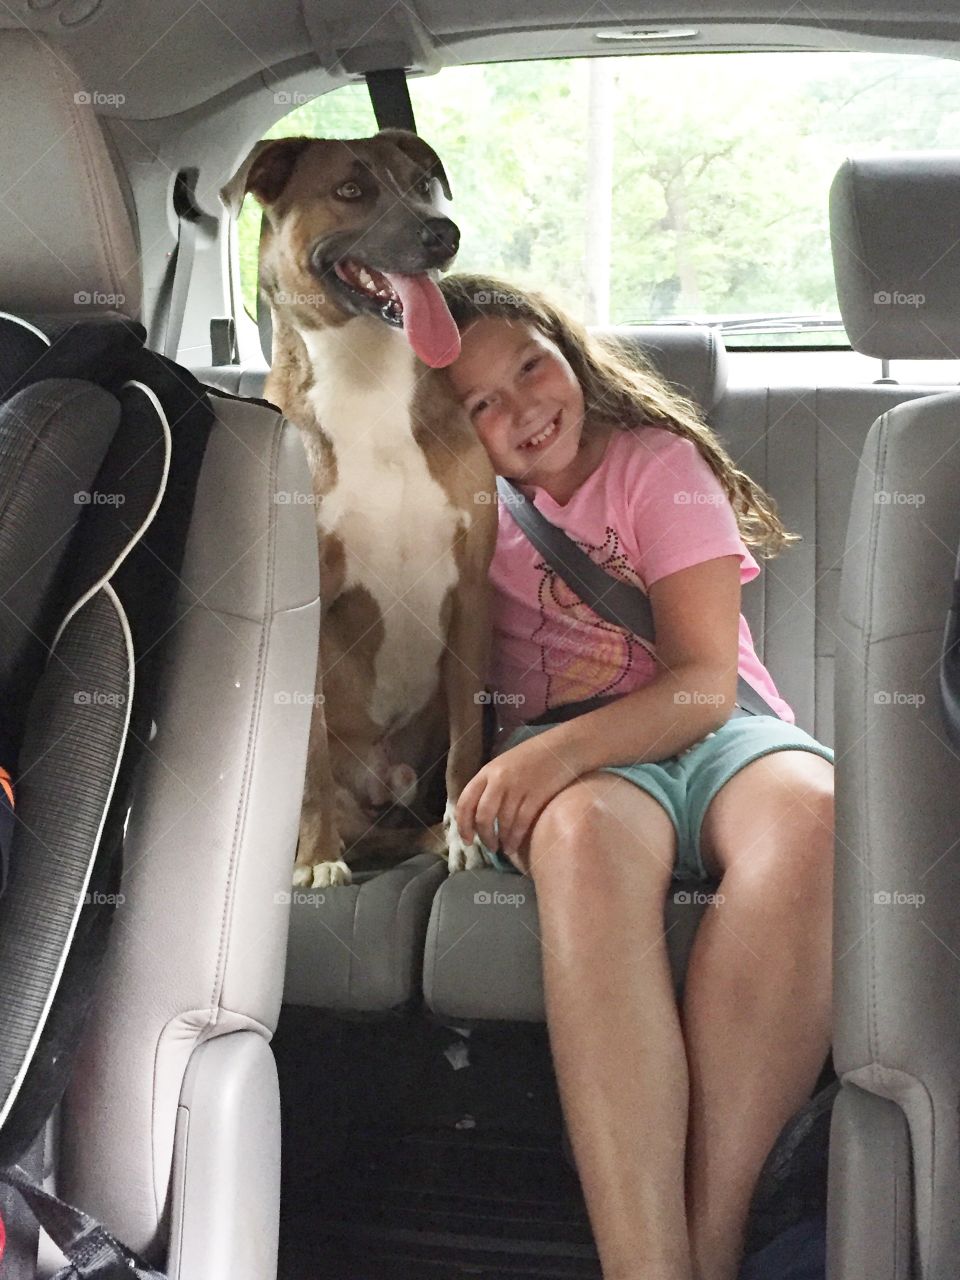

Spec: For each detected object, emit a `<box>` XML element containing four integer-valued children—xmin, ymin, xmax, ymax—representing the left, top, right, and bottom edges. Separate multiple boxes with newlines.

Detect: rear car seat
<box><xmin>827</xmin><ymin>152</ymin><xmax>960</xmax><ymax>1280</ymax></box>
<box><xmin>194</xmin><ymin>328</ymin><xmax>735</xmax><ymax>1017</ymax></box>
<box><xmin>196</xmin><ymin>319</ymin><xmax>937</xmax><ymax>1023</ymax></box>
<box><xmin>0</xmin><ymin>33</ymin><xmax>321</xmax><ymax>1279</ymax></box>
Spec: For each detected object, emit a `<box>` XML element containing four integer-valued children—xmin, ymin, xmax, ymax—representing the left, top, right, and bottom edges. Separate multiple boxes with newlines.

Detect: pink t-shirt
<box><xmin>489</xmin><ymin>424</ymin><xmax>794</xmax><ymax>735</ymax></box>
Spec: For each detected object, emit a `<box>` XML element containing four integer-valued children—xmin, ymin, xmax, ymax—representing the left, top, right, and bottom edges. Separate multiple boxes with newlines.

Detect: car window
<box><xmin>237</xmin><ymin>51</ymin><xmax>960</xmax><ymax>349</ymax></box>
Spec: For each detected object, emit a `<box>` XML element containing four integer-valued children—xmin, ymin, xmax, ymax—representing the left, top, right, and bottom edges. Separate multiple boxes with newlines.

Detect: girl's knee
<box><xmin>528</xmin><ymin>774</ymin><xmax>637</xmax><ymax>855</ymax></box>
<box><xmin>711</xmin><ymin>757</ymin><xmax>834</xmax><ymax>885</ymax></box>
<box><xmin>780</xmin><ymin>778</ymin><xmax>835</xmax><ymax>878</ymax></box>
<box><xmin>744</xmin><ymin>784</ymin><xmax>835</xmax><ymax>902</ymax></box>
<box><xmin>526</xmin><ymin>774</ymin><xmax>676</xmax><ymax>888</ymax></box>
<box><xmin>530</xmin><ymin>776</ymin><xmax>611</xmax><ymax>847</ymax></box>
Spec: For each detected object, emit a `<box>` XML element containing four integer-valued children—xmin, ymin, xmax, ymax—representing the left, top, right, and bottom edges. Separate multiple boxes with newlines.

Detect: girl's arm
<box><xmin>542</xmin><ymin>554</ymin><xmax>743</xmax><ymax>774</ymax></box>
<box><xmin>456</xmin><ymin>554</ymin><xmax>744</xmax><ymax>859</ymax></box>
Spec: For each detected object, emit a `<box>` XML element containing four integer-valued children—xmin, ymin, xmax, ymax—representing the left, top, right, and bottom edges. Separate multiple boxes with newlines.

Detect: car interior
<box><xmin>0</xmin><ymin>3</ymin><xmax>959</xmax><ymax>1279</ymax></box>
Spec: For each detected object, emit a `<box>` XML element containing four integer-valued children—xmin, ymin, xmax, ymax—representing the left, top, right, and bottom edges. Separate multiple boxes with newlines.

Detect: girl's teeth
<box><xmin>523</xmin><ymin>416</ymin><xmax>559</xmax><ymax>449</ymax></box>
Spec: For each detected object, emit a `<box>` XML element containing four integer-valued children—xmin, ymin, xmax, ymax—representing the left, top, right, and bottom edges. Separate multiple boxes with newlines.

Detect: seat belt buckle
<box><xmin>210</xmin><ymin>317</ymin><xmax>238</xmax><ymax>366</ymax></box>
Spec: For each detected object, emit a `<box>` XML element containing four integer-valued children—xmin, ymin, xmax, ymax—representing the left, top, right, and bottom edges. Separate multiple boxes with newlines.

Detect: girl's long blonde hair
<box><xmin>439</xmin><ymin>273</ymin><xmax>800</xmax><ymax>559</ymax></box>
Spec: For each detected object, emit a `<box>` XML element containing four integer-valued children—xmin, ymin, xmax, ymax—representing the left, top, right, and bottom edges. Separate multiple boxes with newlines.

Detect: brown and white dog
<box><xmin>220</xmin><ymin>130</ymin><xmax>497</xmax><ymax>888</ymax></box>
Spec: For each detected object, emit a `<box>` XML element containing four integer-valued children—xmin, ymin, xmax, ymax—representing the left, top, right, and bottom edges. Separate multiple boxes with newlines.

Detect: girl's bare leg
<box><xmin>524</xmin><ymin>774</ymin><xmax>695</xmax><ymax>1280</ymax></box>
<box><xmin>682</xmin><ymin>754</ymin><xmax>834</xmax><ymax>1280</ymax></box>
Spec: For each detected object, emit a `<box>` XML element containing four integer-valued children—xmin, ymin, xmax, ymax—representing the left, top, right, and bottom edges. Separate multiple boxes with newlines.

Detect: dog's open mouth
<box><xmin>330</xmin><ymin>256</ymin><xmax>461</xmax><ymax>368</ymax></box>
<box><xmin>334</xmin><ymin>258</ymin><xmax>404</xmax><ymax>322</ymax></box>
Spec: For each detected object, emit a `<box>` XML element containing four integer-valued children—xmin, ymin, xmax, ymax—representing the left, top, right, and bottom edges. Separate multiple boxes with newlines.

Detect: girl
<box><xmin>440</xmin><ymin>274</ymin><xmax>835</xmax><ymax>1280</ymax></box>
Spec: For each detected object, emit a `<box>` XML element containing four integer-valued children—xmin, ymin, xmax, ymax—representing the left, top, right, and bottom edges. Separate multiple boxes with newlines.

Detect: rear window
<box><xmin>238</xmin><ymin>51</ymin><xmax>960</xmax><ymax>349</ymax></box>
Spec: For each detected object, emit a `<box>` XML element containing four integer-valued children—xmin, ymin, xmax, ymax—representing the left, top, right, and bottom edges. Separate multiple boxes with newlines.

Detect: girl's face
<box><xmin>447</xmin><ymin>316</ymin><xmax>587</xmax><ymax>485</ymax></box>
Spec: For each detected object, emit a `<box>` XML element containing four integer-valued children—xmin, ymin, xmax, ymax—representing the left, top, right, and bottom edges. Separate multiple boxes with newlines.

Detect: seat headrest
<box><xmin>830</xmin><ymin>153</ymin><xmax>960</xmax><ymax>359</ymax></box>
<box><xmin>596</xmin><ymin>325</ymin><xmax>728</xmax><ymax>416</ymax></box>
<box><xmin>0</xmin><ymin>32</ymin><xmax>140</xmax><ymax>322</ymax></box>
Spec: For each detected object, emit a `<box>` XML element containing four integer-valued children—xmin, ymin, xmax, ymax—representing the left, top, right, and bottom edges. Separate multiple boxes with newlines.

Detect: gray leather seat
<box><xmin>196</xmin><ymin>322</ymin><xmax>940</xmax><ymax>1025</ymax></box>
<box><xmin>283</xmin><ymin>854</ymin><xmax>447</xmax><ymax>1014</ymax></box>
<box><xmin>827</xmin><ymin>154</ymin><xmax>960</xmax><ymax>1280</ymax></box>
<box><xmin>0</xmin><ymin>34</ymin><xmax>320</xmax><ymax>1279</ymax></box>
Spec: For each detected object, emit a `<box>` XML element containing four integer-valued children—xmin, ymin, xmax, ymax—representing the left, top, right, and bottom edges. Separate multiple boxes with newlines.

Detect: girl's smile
<box><xmin>517</xmin><ymin>409</ymin><xmax>561</xmax><ymax>451</ymax></box>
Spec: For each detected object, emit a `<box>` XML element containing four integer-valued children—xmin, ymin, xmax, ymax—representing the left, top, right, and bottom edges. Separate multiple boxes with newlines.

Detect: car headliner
<box><xmin>3</xmin><ymin>0</ymin><xmax>960</xmax><ymax>120</ymax></box>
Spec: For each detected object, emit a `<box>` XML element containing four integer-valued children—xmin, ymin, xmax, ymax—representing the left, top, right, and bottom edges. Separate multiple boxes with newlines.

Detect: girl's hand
<box><xmin>455</xmin><ymin>732</ymin><xmax>582</xmax><ymax>874</ymax></box>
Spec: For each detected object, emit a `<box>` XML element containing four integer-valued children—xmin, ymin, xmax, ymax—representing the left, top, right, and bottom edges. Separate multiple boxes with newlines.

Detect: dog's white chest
<box><xmin>301</xmin><ymin>324</ymin><xmax>466</xmax><ymax>728</ymax></box>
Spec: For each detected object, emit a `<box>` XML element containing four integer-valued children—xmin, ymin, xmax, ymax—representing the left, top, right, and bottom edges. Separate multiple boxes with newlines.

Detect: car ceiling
<box><xmin>3</xmin><ymin>0</ymin><xmax>960</xmax><ymax>120</ymax></box>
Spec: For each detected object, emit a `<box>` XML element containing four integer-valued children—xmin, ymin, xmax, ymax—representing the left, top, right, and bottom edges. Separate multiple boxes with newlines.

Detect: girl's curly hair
<box><xmin>438</xmin><ymin>272</ymin><xmax>800</xmax><ymax>559</ymax></box>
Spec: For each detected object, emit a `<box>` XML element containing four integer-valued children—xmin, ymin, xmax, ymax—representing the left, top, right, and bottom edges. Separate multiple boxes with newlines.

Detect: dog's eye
<box><xmin>335</xmin><ymin>181</ymin><xmax>363</xmax><ymax>200</ymax></box>
<box><xmin>415</xmin><ymin>175</ymin><xmax>432</xmax><ymax>198</ymax></box>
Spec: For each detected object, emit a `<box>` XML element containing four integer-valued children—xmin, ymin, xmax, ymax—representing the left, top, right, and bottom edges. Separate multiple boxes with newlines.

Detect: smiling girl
<box><xmin>439</xmin><ymin>274</ymin><xmax>835</xmax><ymax>1280</ymax></box>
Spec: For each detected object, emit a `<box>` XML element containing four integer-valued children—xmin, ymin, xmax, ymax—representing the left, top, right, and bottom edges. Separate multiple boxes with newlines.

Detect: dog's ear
<box><xmin>219</xmin><ymin>137</ymin><xmax>313</xmax><ymax>217</ymax></box>
<box><xmin>377</xmin><ymin>128</ymin><xmax>452</xmax><ymax>201</ymax></box>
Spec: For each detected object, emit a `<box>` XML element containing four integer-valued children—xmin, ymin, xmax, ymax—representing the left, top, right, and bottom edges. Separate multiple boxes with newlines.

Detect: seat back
<box><xmin>57</xmin><ymin>396</ymin><xmax>320</xmax><ymax>1273</ymax></box>
<box><xmin>0</xmin><ymin>33</ymin><xmax>321</xmax><ymax>1280</ymax></box>
<box><xmin>827</xmin><ymin>152</ymin><xmax>960</xmax><ymax>1280</ymax></box>
<box><xmin>193</xmin><ymin>316</ymin><xmax>956</xmax><ymax>1033</ymax></box>
<box><xmin>710</xmin><ymin>380</ymin><xmax>934</xmax><ymax>745</ymax></box>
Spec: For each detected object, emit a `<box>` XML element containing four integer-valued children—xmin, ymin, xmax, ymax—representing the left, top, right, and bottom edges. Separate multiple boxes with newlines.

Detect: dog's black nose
<box><xmin>419</xmin><ymin>217</ymin><xmax>460</xmax><ymax>260</ymax></box>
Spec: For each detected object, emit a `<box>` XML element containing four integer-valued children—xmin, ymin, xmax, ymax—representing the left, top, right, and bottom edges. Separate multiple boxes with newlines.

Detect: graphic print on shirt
<box><xmin>531</xmin><ymin>525</ymin><xmax>658</xmax><ymax>708</ymax></box>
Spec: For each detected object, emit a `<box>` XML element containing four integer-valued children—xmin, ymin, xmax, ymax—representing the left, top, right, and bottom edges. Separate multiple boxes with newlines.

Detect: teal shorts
<box><xmin>485</xmin><ymin>713</ymin><xmax>834</xmax><ymax>882</ymax></box>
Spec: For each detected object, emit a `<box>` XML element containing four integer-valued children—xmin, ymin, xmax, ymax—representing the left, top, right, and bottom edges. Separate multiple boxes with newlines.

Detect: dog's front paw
<box><xmin>442</xmin><ymin>799</ymin><xmax>488</xmax><ymax>874</ymax></box>
<box><xmin>309</xmin><ymin>858</ymin><xmax>353</xmax><ymax>888</ymax></box>
<box><xmin>292</xmin><ymin>857</ymin><xmax>352</xmax><ymax>888</ymax></box>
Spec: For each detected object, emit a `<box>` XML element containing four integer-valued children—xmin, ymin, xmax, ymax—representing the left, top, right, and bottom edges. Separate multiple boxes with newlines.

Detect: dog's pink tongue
<box><xmin>384</xmin><ymin>273</ymin><xmax>461</xmax><ymax>368</ymax></box>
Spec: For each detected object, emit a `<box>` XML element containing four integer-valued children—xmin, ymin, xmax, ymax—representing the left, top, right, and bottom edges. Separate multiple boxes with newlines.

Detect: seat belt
<box><xmin>496</xmin><ymin>475</ymin><xmax>782</xmax><ymax>720</ymax></box>
<box><xmin>148</xmin><ymin>170</ymin><xmax>201</xmax><ymax>360</ymax></box>
<box><xmin>365</xmin><ymin>67</ymin><xmax>417</xmax><ymax>133</ymax></box>
<box><xmin>0</xmin><ymin>1165</ymin><xmax>166</xmax><ymax>1279</ymax></box>
<box><xmin>159</xmin><ymin>211</ymin><xmax>197</xmax><ymax>360</ymax></box>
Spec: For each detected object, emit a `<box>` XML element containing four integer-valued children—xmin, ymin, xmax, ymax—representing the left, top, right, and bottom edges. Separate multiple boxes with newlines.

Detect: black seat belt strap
<box><xmin>364</xmin><ymin>67</ymin><xmax>417</xmax><ymax>133</ymax></box>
